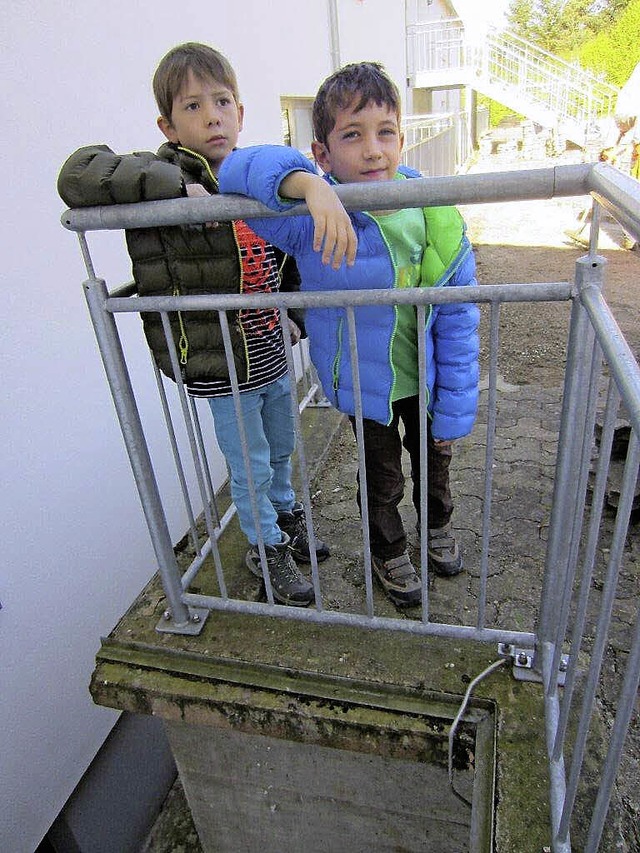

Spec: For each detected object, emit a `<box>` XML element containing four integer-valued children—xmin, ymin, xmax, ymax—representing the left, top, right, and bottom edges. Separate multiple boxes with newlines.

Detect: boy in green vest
<box><xmin>219</xmin><ymin>62</ymin><xmax>480</xmax><ymax>607</ymax></box>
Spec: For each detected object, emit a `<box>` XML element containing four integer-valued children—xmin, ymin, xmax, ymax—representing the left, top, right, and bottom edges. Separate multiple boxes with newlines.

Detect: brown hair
<box><xmin>152</xmin><ymin>42</ymin><xmax>240</xmax><ymax>119</ymax></box>
<box><xmin>312</xmin><ymin>62</ymin><xmax>401</xmax><ymax>146</ymax></box>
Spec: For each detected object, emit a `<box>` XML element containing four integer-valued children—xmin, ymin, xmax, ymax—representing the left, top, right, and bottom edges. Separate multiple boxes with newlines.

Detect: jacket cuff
<box><xmin>220</xmin><ymin>145</ymin><xmax>316</xmax><ymax>211</ymax></box>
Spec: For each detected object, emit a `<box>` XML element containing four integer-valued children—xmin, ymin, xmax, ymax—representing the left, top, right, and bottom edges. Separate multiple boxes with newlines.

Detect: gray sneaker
<box><xmin>427</xmin><ymin>523</ymin><xmax>463</xmax><ymax>576</ymax></box>
<box><xmin>371</xmin><ymin>552</ymin><xmax>422</xmax><ymax>607</ymax></box>
<box><xmin>277</xmin><ymin>501</ymin><xmax>330</xmax><ymax>563</ymax></box>
<box><xmin>246</xmin><ymin>532</ymin><xmax>315</xmax><ymax>607</ymax></box>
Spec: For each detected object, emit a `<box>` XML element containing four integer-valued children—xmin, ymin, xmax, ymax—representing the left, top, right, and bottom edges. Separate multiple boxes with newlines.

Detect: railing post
<box><xmin>537</xmin><ymin>256</ymin><xmax>606</xmax><ymax>678</ymax></box>
<box><xmin>83</xmin><ymin>275</ymin><xmax>207</xmax><ymax>635</ymax></box>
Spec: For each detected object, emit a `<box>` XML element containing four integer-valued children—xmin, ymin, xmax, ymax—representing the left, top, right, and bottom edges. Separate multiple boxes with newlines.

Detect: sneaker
<box><xmin>277</xmin><ymin>502</ymin><xmax>330</xmax><ymax>564</ymax></box>
<box><xmin>246</xmin><ymin>533</ymin><xmax>315</xmax><ymax>607</ymax></box>
<box><xmin>371</xmin><ymin>552</ymin><xmax>422</xmax><ymax>607</ymax></box>
<box><xmin>427</xmin><ymin>523</ymin><xmax>463</xmax><ymax>577</ymax></box>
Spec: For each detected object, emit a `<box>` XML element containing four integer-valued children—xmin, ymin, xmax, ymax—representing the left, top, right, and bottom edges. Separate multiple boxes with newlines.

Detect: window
<box><xmin>280</xmin><ymin>97</ymin><xmax>315</xmax><ymax>157</ymax></box>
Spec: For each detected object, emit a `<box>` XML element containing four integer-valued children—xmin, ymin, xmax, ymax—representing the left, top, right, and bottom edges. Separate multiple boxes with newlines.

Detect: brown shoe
<box><xmin>427</xmin><ymin>523</ymin><xmax>463</xmax><ymax>577</ymax></box>
<box><xmin>371</xmin><ymin>552</ymin><xmax>422</xmax><ymax>606</ymax></box>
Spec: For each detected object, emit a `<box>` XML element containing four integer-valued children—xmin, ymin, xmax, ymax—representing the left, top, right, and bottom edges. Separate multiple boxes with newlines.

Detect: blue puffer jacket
<box><xmin>219</xmin><ymin>145</ymin><xmax>479</xmax><ymax>438</ymax></box>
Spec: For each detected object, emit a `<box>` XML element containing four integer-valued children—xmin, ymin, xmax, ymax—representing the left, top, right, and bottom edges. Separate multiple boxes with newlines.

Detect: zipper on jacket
<box><xmin>178</xmin><ymin>146</ymin><xmax>251</xmax><ymax>378</ymax></box>
<box><xmin>178</xmin><ymin>146</ymin><xmax>220</xmax><ymax>192</ymax></box>
<box><xmin>156</xmin><ymin>144</ymin><xmax>223</xmax><ymax>371</ymax></box>
<box><xmin>364</xmin><ymin>211</ymin><xmax>400</xmax><ymax>425</ymax></box>
<box><xmin>331</xmin><ymin>316</ymin><xmax>344</xmax><ymax>400</ymax></box>
<box><xmin>173</xmin><ymin>284</ymin><xmax>189</xmax><ymax>365</ymax></box>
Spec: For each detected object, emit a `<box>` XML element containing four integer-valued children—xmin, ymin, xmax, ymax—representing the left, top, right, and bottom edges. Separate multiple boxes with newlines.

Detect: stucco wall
<box><xmin>1</xmin><ymin>2</ymin><xmax>412</xmax><ymax>850</ymax></box>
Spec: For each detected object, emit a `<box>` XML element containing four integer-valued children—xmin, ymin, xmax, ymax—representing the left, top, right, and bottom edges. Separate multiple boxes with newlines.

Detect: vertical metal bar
<box><xmin>538</xmin><ymin>258</ymin><xmax>603</xmax><ymax>680</ymax></box>
<box><xmin>280</xmin><ymin>309</ymin><xmax>324</xmax><ymax>610</ymax></box>
<box><xmin>159</xmin><ymin>313</ymin><xmax>227</xmax><ymax>597</ymax></box>
<box><xmin>553</xmin><ymin>370</ymin><xmax>614</xmax><ymax>761</ymax></box>
<box><xmin>346</xmin><ymin>306</ymin><xmax>375</xmax><ymax>618</ymax></box>
<box><xmin>188</xmin><ymin>396</ymin><xmax>221</xmax><ymax>525</ymax></box>
<box><xmin>158</xmin><ymin>314</ymin><xmax>221</xmax><ymax>543</ymax></box>
<box><xmin>77</xmin><ymin>232</ymin><xmax>97</xmax><ymax>279</ymax></box>
<box><xmin>217</xmin><ymin>310</ymin><xmax>274</xmax><ymax>605</ymax></box>
<box><xmin>83</xmin><ymin>277</ymin><xmax>191</xmax><ymax>626</ymax></box>
<box><xmin>417</xmin><ymin>304</ymin><xmax>430</xmax><ymax>622</ymax></box>
<box><xmin>298</xmin><ymin>335</ymin><xmax>313</xmax><ymax>400</ymax></box>
<box><xmin>151</xmin><ymin>357</ymin><xmax>200</xmax><ymax>556</ymax></box>
<box><xmin>557</xmin><ymin>433</ymin><xmax>640</xmax><ymax>843</ymax></box>
<box><xmin>585</xmin><ymin>554</ymin><xmax>640</xmax><ymax>851</ymax></box>
<box><xmin>327</xmin><ymin>0</ymin><xmax>341</xmax><ymax>72</ymax></box>
<box><xmin>537</xmin><ymin>295</ymin><xmax>589</xmax><ymax>671</ymax></box>
<box><xmin>547</xmin><ymin>316</ymin><xmax>599</xmax><ymax>696</ymax></box>
<box><xmin>477</xmin><ymin>302</ymin><xmax>500</xmax><ymax>630</ymax></box>
<box><xmin>541</xmin><ymin>644</ymin><xmax>572</xmax><ymax>853</ymax></box>
<box><xmin>588</xmin><ymin>199</ymin><xmax>602</xmax><ymax>255</ymax></box>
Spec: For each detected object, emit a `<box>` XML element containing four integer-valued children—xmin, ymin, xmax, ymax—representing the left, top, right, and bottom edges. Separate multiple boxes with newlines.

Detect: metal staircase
<box><xmin>407</xmin><ymin>19</ymin><xmax>619</xmax><ymax>146</ymax></box>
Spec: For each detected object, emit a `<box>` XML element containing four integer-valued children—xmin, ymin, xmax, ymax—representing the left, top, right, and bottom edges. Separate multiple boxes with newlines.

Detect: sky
<box><xmin>453</xmin><ymin>0</ymin><xmax>511</xmax><ymax>30</ymax></box>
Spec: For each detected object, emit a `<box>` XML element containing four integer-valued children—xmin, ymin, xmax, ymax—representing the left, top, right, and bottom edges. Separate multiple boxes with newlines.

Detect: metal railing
<box><xmin>407</xmin><ymin>20</ymin><xmax>618</xmax><ymax>145</ymax></box>
<box><xmin>401</xmin><ymin>110</ymin><xmax>484</xmax><ymax>176</ymax></box>
<box><xmin>61</xmin><ymin>161</ymin><xmax>640</xmax><ymax>851</ymax></box>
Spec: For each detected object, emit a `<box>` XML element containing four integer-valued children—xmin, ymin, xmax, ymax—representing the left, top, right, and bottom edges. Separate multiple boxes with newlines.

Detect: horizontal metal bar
<box><xmin>588</xmin><ymin>162</ymin><xmax>640</xmax><ymax>244</ymax></box>
<box><xmin>104</xmin><ymin>281</ymin><xmax>573</xmax><ymax>315</ymax></box>
<box><xmin>61</xmin><ymin>164</ymin><xmax>594</xmax><ymax>232</ymax></box>
<box><xmin>181</xmin><ymin>591</ymin><xmax>536</xmax><ymax>644</ymax></box>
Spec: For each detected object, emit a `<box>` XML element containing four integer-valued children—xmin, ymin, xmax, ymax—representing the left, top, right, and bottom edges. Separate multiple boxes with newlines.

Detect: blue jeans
<box><xmin>207</xmin><ymin>374</ymin><xmax>296</xmax><ymax>547</ymax></box>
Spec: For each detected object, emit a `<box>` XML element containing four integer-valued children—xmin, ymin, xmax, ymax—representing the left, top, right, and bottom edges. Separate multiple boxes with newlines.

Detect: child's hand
<box><xmin>280</xmin><ymin>172</ymin><xmax>357</xmax><ymax>269</ymax></box>
<box><xmin>186</xmin><ymin>183</ymin><xmax>219</xmax><ymax>228</ymax></box>
<box><xmin>433</xmin><ymin>439</ymin><xmax>454</xmax><ymax>448</ymax></box>
<box><xmin>186</xmin><ymin>183</ymin><xmax>209</xmax><ymax>198</ymax></box>
<box><xmin>288</xmin><ymin>319</ymin><xmax>302</xmax><ymax>344</ymax></box>
<box><xmin>305</xmin><ymin>180</ymin><xmax>358</xmax><ymax>270</ymax></box>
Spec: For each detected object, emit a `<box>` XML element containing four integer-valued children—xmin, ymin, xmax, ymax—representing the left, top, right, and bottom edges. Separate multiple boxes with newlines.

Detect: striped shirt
<box><xmin>187</xmin><ymin>220</ymin><xmax>288</xmax><ymax>398</ymax></box>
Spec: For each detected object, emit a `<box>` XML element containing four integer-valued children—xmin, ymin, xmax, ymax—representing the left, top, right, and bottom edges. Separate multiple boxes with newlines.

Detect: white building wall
<box><xmin>333</xmin><ymin>0</ymin><xmax>408</xmax><ymax>112</ymax></box>
<box><xmin>1</xmin><ymin>2</ymin><xmax>409</xmax><ymax>850</ymax></box>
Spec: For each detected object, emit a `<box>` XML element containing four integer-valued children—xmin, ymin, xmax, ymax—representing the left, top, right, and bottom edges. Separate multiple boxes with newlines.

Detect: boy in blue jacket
<box><xmin>219</xmin><ymin>62</ymin><xmax>480</xmax><ymax>607</ymax></box>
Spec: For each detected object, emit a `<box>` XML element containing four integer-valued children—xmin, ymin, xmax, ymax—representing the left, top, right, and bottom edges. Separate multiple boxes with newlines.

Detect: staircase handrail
<box><xmin>485</xmin><ymin>26</ymin><xmax>619</xmax><ymax>108</ymax></box>
<box><xmin>407</xmin><ymin>19</ymin><xmax>619</xmax><ymax>139</ymax></box>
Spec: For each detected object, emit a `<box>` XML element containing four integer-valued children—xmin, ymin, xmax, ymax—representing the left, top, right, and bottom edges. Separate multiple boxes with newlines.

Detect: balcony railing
<box><xmin>62</xmin><ymin>162</ymin><xmax>640</xmax><ymax>852</ymax></box>
<box><xmin>401</xmin><ymin>109</ymin><xmax>487</xmax><ymax>175</ymax></box>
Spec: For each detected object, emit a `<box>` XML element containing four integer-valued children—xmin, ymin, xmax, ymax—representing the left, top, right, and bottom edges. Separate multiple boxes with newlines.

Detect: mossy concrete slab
<box><xmin>91</xmin><ymin>592</ymin><xmax>553</xmax><ymax>852</ymax></box>
<box><xmin>89</xmin><ymin>399</ymin><xmax>592</xmax><ymax>851</ymax></box>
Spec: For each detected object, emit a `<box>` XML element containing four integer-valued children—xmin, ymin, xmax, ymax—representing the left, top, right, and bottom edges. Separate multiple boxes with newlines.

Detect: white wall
<box><xmin>334</xmin><ymin>0</ymin><xmax>407</xmax><ymax>107</ymax></box>
<box><xmin>1</xmin><ymin>2</ymin><xmax>407</xmax><ymax>850</ymax></box>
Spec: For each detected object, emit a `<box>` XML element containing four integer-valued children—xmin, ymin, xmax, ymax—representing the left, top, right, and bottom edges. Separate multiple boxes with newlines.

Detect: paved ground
<box><xmin>142</xmin><ymin>140</ymin><xmax>640</xmax><ymax>851</ymax></box>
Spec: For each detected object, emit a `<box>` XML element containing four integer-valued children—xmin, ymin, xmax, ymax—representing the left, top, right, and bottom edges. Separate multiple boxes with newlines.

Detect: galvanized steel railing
<box><xmin>62</xmin><ymin>161</ymin><xmax>640</xmax><ymax>852</ymax></box>
<box><xmin>401</xmin><ymin>110</ymin><xmax>484</xmax><ymax>176</ymax></box>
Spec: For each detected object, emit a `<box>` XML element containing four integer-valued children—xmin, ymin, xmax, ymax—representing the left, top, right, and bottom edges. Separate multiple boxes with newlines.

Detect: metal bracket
<box><xmin>155</xmin><ymin>605</ymin><xmax>209</xmax><ymax>635</ymax></box>
<box><xmin>497</xmin><ymin>643</ymin><xmax>569</xmax><ymax>685</ymax></box>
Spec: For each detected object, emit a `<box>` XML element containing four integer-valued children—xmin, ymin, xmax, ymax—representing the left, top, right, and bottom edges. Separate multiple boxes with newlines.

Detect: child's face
<box><xmin>311</xmin><ymin>99</ymin><xmax>403</xmax><ymax>184</ymax></box>
<box><xmin>157</xmin><ymin>70</ymin><xmax>244</xmax><ymax>173</ymax></box>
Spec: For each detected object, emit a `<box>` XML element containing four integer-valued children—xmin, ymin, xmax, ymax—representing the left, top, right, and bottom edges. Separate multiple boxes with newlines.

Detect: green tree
<box><xmin>578</xmin><ymin>0</ymin><xmax>640</xmax><ymax>83</ymax></box>
<box><xmin>507</xmin><ymin>0</ymin><xmax>634</xmax><ymax>55</ymax></box>
<box><xmin>508</xmin><ymin>0</ymin><xmax>536</xmax><ymax>39</ymax></box>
